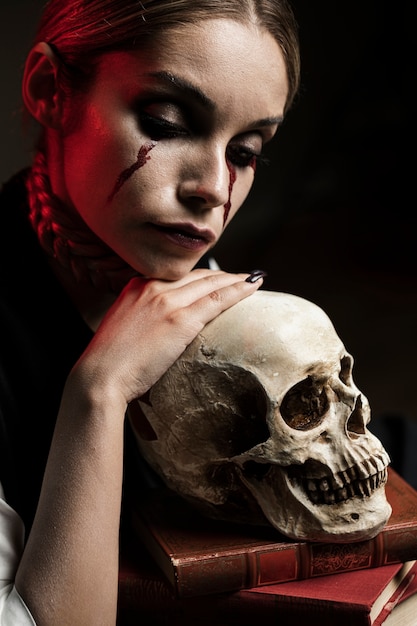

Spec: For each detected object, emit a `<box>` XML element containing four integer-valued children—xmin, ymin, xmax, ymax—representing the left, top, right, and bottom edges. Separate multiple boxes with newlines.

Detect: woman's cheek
<box><xmin>226</xmin><ymin>170</ymin><xmax>255</xmax><ymax>224</ymax></box>
<box><xmin>107</xmin><ymin>142</ymin><xmax>157</xmax><ymax>203</ymax></box>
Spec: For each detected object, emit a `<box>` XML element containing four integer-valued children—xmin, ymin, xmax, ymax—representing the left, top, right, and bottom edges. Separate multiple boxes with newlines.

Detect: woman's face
<box><xmin>53</xmin><ymin>19</ymin><xmax>288</xmax><ymax>279</ymax></box>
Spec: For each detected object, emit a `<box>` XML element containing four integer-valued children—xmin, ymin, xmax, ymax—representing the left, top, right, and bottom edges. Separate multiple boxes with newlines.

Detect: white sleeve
<box><xmin>0</xmin><ymin>483</ymin><xmax>36</xmax><ymax>625</ymax></box>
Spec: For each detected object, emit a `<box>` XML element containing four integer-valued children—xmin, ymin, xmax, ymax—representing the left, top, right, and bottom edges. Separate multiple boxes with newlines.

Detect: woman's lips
<box><xmin>151</xmin><ymin>222</ymin><xmax>215</xmax><ymax>251</ymax></box>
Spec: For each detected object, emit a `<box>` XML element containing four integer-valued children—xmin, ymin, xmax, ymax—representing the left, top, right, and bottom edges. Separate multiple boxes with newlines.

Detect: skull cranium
<box><xmin>130</xmin><ymin>290</ymin><xmax>391</xmax><ymax>542</ymax></box>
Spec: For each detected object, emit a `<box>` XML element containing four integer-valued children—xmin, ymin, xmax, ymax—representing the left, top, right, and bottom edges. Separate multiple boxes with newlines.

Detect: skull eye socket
<box><xmin>281</xmin><ymin>376</ymin><xmax>329</xmax><ymax>431</ymax></box>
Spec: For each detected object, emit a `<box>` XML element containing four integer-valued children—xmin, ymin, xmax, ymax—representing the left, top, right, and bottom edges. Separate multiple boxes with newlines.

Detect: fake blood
<box><xmin>108</xmin><ymin>142</ymin><xmax>156</xmax><ymax>202</ymax></box>
<box><xmin>223</xmin><ymin>161</ymin><xmax>237</xmax><ymax>226</ymax></box>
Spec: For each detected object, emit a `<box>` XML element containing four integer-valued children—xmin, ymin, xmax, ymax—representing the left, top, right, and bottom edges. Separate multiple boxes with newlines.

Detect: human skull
<box><xmin>129</xmin><ymin>290</ymin><xmax>391</xmax><ymax>542</ymax></box>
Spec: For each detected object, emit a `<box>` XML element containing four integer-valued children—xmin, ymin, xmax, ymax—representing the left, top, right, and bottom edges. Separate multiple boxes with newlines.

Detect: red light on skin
<box><xmin>224</xmin><ymin>160</ymin><xmax>237</xmax><ymax>226</ymax></box>
<box><xmin>108</xmin><ymin>142</ymin><xmax>156</xmax><ymax>202</ymax></box>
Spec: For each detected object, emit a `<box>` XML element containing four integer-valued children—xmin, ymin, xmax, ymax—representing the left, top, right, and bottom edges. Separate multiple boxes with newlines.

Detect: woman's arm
<box><xmin>15</xmin><ymin>269</ymin><xmax>263</xmax><ymax>625</ymax></box>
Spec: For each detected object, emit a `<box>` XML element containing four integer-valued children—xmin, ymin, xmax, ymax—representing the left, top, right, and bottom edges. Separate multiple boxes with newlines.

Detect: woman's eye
<box><xmin>226</xmin><ymin>145</ymin><xmax>266</xmax><ymax>169</ymax></box>
<box><xmin>139</xmin><ymin>112</ymin><xmax>188</xmax><ymax>141</ymax></box>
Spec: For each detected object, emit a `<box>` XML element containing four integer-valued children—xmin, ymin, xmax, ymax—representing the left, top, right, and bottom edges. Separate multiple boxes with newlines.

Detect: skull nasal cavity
<box><xmin>347</xmin><ymin>395</ymin><xmax>366</xmax><ymax>436</ymax></box>
<box><xmin>339</xmin><ymin>355</ymin><xmax>353</xmax><ymax>385</ymax></box>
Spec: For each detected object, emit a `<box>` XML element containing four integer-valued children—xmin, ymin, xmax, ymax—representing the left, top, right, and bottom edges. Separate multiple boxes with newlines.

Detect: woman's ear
<box><xmin>22</xmin><ymin>42</ymin><xmax>62</xmax><ymax>128</ymax></box>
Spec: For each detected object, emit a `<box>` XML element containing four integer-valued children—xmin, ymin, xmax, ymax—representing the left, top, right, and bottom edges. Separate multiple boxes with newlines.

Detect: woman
<box><xmin>0</xmin><ymin>0</ymin><xmax>300</xmax><ymax>623</ymax></box>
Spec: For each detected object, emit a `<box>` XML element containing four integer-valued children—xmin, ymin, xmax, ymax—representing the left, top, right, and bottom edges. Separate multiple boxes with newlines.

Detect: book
<box><xmin>375</xmin><ymin>559</ymin><xmax>417</xmax><ymax>625</ymax></box>
<box><xmin>129</xmin><ymin>468</ymin><xmax>417</xmax><ymax>598</ymax></box>
<box><xmin>117</xmin><ymin>542</ymin><xmax>417</xmax><ymax>626</ymax></box>
<box><xmin>237</xmin><ymin>560</ymin><xmax>417</xmax><ymax>626</ymax></box>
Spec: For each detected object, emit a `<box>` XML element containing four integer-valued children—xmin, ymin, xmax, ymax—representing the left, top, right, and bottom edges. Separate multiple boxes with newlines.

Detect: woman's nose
<box><xmin>178</xmin><ymin>146</ymin><xmax>231</xmax><ymax>210</ymax></box>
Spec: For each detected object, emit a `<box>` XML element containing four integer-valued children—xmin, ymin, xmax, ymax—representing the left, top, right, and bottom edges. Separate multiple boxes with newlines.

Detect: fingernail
<box><xmin>245</xmin><ymin>269</ymin><xmax>268</xmax><ymax>283</ymax></box>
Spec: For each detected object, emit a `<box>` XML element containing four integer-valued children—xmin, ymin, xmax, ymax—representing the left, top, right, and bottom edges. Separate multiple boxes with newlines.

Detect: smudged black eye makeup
<box><xmin>226</xmin><ymin>144</ymin><xmax>267</xmax><ymax>169</ymax></box>
<box><xmin>139</xmin><ymin>110</ymin><xmax>189</xmax><ymax>141</ymax></box>
<box><xmin>139</xmin><ymin>107</ymin><xmax>266</xmax><ymax>171</ymax></box>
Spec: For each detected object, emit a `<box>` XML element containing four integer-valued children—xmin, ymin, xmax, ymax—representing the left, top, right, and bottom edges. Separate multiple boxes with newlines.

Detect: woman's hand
<box><xmin>74</xmin><ymin>269</ymin><xmax>265</xmax><ymax>408</ymax></box>
<box><xmin>17</xmin><ymin>270</ymin><xmax>264</xmax><ymax>624</ymax></box>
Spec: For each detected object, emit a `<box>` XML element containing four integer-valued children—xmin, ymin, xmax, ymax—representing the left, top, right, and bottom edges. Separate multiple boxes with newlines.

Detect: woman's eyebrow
<box><xmin>147</xmin><ymin>70</ymin><xmax>284</xmax><ymax>130</ymax></box>
<box><xmin>247</xmin><ymin>115</ymin><xmax>284</xmax><ymax>130</ymax></box>
<box><xmin>147</xmin><ymin>70</ymin><xmax>215</xmax><ymax>111</ymax></box>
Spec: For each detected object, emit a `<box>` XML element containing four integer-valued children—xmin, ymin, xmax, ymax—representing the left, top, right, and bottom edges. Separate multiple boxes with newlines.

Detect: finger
<box><xmin>154</xmin><ymin>275</ymin><xmax>265</xmax><ymax>350</ymax></box>
<box><xmin>127</xmin><ymin>269</ymin><xmax>257</xmax><ymax>311</ymax></box>
<box><xmin>184</xmin><ymin>272</ymin><xmax>265</xmax><ymax>328</ymax></box>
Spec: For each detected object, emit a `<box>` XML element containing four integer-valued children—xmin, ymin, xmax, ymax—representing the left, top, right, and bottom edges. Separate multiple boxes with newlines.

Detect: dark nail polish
<box><xmin>245</xmin><ymin>269</ymin><xmax>267</xmax><ymax>283</ymax></box>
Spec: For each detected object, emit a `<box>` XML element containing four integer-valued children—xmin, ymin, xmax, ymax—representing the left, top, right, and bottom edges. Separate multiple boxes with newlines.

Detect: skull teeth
<box><xmin>299</xmin><ymin>466</ymin><xmax>388</xmax><ymax>505</ymax></box>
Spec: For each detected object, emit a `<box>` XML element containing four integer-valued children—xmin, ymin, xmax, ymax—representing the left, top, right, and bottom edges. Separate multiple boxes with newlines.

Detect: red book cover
<box><xmin>238</xmin><ymin>560</ymin><xmax>417</xmax><ymax>626</ymax></box>
<box><xmin>117</xmin><ymin>544</ymin><xmax>417</xmax><ymax>626</ymax></box>
<box><xmin>128</xmin><ymin>468</ymin><xmax>417</xmax><ymax>598</ymax></box>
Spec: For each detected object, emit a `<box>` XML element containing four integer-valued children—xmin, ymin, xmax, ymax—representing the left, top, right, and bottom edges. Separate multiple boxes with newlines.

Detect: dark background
<box><xmin>1</xmin><ymin>1</ymin><xmax>415</xmax><ymax>422</ymax></box>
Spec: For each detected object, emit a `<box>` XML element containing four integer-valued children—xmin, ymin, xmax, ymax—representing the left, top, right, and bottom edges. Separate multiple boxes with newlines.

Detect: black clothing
<box><xmin>0</xmin><ymin>170</ymin><xmax>93</xmax><ymax>532</ymax></box>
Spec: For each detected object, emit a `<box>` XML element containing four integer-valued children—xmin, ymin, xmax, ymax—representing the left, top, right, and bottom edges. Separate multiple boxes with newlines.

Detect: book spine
<box><xmin>172</xmin><ymin>529</ymin><xmax>417</xmax><ymax>597</ymax></box>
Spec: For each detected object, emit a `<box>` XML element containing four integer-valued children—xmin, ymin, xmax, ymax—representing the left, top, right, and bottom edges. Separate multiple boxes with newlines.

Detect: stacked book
<box><xmin>117</xmin><ymin>468</ymin><xmax>417</xmax><ymax>625</ymax></box>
